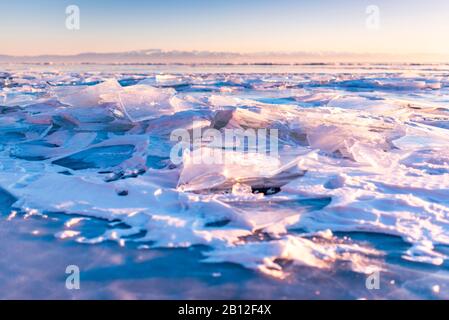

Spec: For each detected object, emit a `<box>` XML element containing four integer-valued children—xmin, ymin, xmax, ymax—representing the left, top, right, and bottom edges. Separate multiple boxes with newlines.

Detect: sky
<box><xmin>1</xmin><ymin>0</ymin><xmax>449</xmax><ymax>57</ymax></box>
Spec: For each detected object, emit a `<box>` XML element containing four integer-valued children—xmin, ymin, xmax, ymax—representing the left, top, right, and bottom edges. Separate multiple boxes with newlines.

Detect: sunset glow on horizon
<box><xmin>1</xmin><ymin>0</ymin><xmax>449</xmax><ymax>60</ymax></box>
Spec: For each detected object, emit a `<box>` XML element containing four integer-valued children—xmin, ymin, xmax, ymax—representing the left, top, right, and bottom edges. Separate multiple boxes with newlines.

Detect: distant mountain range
<box><xmin>0</xmin><ymin>49</ymin><xmax>447</xmax><ymax>64</ymax></box>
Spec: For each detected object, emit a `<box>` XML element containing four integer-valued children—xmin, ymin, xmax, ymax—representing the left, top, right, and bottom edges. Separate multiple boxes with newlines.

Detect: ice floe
<box><xmin>1</xmin><ymin>65</ymin><xmax>449</xmax><ymax>278</ymax></box>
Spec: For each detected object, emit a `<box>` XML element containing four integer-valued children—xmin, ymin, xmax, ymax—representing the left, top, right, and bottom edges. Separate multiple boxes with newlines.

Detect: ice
<box><xmin>10</xmin><ymin>132</ymin><xmax>96</xmax><ymax>161</ymax></box>
<box><xmin>117</xmin><ymin>85</ymin><xmax>178</xmax><ymax>121</ymax></box>
<box><xmin>204</xmin><ymin>234</ymin><xmax>382</xmax><ymax>278</ymax></box>
<box><xmin>1</xmin><ymin>65</ymin><xmax>449</xmax><ymax>280</ymax></box>
<box><xmin>53</xmin><ymin>79</ymin><xmax>122</xmax><ymax>108</ymax></box>
<box><xmin>178</xmin><ymin>148</ymin><xmax>285</xmax><ymax>192</ymax></box>
<box><xmin>53</xmin><ymin>80</ymin><xmax>182</xmax><ymax>122</ymax></box>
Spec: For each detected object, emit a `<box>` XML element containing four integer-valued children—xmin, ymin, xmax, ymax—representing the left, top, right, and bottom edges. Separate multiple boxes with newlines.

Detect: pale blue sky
<box><xmin>1</xmin><ymin>0</ymin><xmax>449</xmax><ymax>56</ymax></box>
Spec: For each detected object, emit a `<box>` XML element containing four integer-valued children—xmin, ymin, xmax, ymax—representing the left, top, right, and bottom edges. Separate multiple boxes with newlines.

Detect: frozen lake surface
<box><xmin>1</xmin><ymin>63</ymin><xmax>449</xmax><ymax>299</ymax></box>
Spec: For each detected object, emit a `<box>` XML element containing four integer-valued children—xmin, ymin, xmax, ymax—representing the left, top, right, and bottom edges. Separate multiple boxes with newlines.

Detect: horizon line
<box><xmin>1</xmin><ymin>49</ymin><xmax>449</xmax><ymax>58</ymax></box>
<box><xmin>1</xmin><ymin>49</ymin><xmax>448</xmax><ymax>64</ymax></box>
